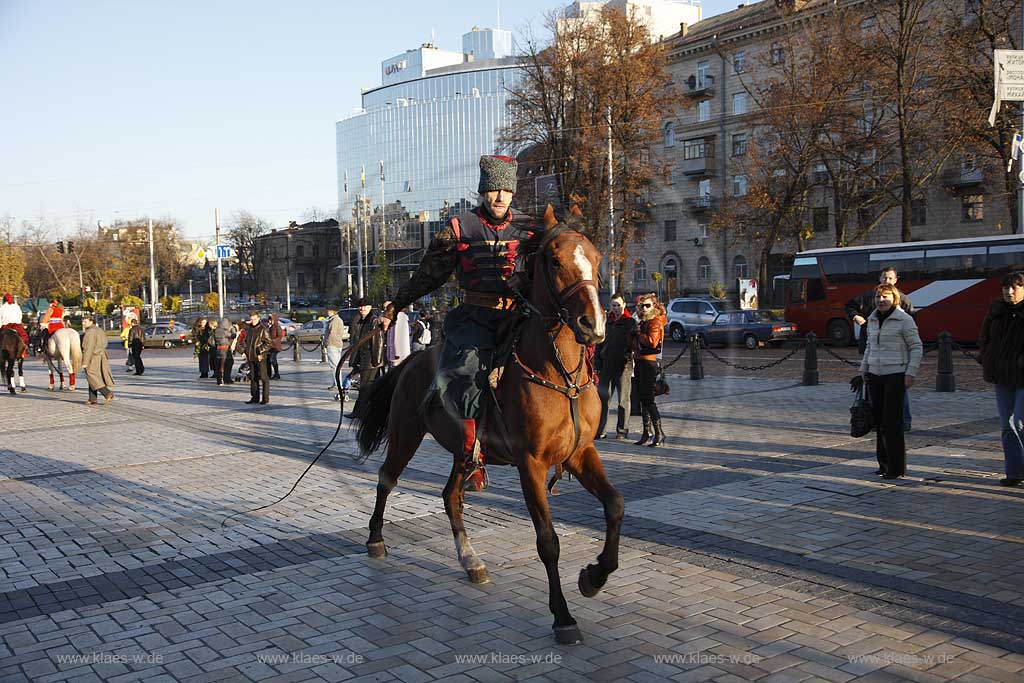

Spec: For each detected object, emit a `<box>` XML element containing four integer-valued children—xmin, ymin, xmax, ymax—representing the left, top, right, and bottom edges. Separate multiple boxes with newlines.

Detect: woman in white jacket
<box><xmin>859</xmin><ymin>284</ymin><xmax>923</xmax><ymax>480</ymax></box>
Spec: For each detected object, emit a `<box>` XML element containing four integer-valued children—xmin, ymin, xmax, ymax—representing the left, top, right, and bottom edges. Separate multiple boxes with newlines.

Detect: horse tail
<box><xmin>69</xmin><ymin>332</ymin><xmax>83</xmax><ymax>372</ymax></box>
<box><xmin>353</xmin><ymin>361</ymin><xmax>410</xmax><ymax>459</ymax></box>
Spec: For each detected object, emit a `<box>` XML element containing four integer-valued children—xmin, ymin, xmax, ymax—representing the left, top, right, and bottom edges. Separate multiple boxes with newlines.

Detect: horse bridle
<box><xmin>512</xmin><ymin>225</ymin><xmax>600</xmax><ymax>453</ymax></box>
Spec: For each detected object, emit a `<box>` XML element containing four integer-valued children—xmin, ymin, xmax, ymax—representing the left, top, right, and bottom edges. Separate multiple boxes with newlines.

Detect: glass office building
<box><xmin>336</xmin><ymin>27</ymin><xmax>522</xmax><ymax>260</ymax></box>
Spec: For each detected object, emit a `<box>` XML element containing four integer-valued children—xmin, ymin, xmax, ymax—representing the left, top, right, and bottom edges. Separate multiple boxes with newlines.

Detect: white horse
<box><xmin>43</xmin><ymin>328</ymin><xmax>83</xmax><ymax>391</ymax></box>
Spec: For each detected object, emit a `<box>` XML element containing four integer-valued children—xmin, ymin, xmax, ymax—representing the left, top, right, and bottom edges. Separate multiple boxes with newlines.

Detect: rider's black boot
<box><xmin>634</xmin><ymin>412</ymin><xmax>651</xmax><ymax>446</ymax></box>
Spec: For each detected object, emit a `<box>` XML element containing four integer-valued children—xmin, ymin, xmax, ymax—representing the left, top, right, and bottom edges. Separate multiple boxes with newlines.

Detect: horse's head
<box><xmin>533</xmin><ymin>206</ymin><xmax>606</xmax><ymax>346</ymax></box>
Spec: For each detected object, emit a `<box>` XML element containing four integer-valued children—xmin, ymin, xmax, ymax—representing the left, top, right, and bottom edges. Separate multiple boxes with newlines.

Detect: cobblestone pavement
<box><xmin>0</xmin><ymin>347</ymin><xmax>1020</xmax><ymax>682</ymax></box>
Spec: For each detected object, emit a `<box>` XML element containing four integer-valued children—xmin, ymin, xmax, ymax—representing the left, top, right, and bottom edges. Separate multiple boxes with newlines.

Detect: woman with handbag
<box><xmin>631</xmin><ymin>293</ymin><xmax>668</xmax><ymax>447</ymax></box>
<box><xmin>860</xmin><ymin>284</ymin><xmax>922</xmax><ymax>480</ymax></box>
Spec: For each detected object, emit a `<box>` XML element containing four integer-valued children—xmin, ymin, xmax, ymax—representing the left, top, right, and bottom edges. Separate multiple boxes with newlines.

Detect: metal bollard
<box><xmin>292</xmin><ymin>341</ymin><xmax>301</xmax><ymax>363</ymax></box>
<box><xmin>935</xmin><ymin>331</ymin><xmax>955</xmax><ymax>392</ymax></box>
<box><xmin>802</xmin><ymin>332</ymin><xmax>819</xmax><ymax>386</ymax></box>
<box><xmin>320</xmin><ymin>341</ymin><xmax>327</xmax><ymax>364</ymax></box>
<box><xmin>689</xmin><ymin>333</ymin><xmax>704</xmax><ymax>380</ymax></box>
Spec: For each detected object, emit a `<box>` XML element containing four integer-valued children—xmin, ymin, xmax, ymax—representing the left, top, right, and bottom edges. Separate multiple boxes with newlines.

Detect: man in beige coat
<box><xmin>81</xmin><ymin>314</ymin><xmax>114</xmax><ymax>405</ymax></box>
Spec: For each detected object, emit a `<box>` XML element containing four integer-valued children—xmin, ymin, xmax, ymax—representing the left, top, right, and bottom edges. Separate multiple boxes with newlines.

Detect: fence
<box><xmin>659</xmin><ymin>331</ymin><xmax>980</xmax><ymax>393</ymax></box>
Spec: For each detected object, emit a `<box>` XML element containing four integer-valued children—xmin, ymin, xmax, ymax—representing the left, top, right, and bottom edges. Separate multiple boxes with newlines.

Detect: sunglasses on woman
<box><xmin>638</xmin><ymin>303</ymin><xmax>653</xmax><ymax>309</ymax></box>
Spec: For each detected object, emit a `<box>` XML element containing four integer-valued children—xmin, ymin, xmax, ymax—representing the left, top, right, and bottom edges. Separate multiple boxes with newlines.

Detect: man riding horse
<box><xmin>0</xmin><ymin>294</ymin><xmax>29</xmax><ymax>358</ymax></box>
<box><xmin>380</xmin><ymin>154</ymin><xmax>539</xmax><ymax>492</ymax></box>
<box><xmin>39</xmin><ymin>299</ymin><xmax>65</xmax><ymax>352</ymax></box>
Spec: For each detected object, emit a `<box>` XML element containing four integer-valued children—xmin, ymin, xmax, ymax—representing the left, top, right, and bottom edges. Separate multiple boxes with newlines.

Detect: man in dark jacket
<box><xmin>596</xmin><ymin>293</ymin><xmax>637</xmax><ymax>439</ymax></box>
<box><xmin>349</xmin><ymin>298</ymin><xmax>384</xmax><ymax>391</ymax></box>
<box><xmin>127</xmin><ymin>319</ymin><xmax>146</xmax><ymax>375</ymax></box>
<box><xmin>243</xmin><ymin>311</ymin><xmax>273</xmax><ymax>404</ymax></box>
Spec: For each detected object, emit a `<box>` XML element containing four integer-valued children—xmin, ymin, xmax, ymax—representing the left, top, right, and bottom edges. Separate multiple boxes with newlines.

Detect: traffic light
<box><xmin>55</xmin><ymin>241</ymin><xmax>65</xmax><ymax>254</ymax></box>
<box><xmin>67</xmin><ymin>241</ymin><xmax>75</xmax><ymax>253</ymax></box>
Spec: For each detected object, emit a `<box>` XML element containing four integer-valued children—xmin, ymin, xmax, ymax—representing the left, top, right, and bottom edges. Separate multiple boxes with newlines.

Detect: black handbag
<box><xmin>654</xmin><ymin>365</ymin><xmax>670</xmax><ymax>396</ymax></box>
<box><xmin>850</xmin><ymin>380</ymin><xmax>874</xmax><ymax>438</ymax></box>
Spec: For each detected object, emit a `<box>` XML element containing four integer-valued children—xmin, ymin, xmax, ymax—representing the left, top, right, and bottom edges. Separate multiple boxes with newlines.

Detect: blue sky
<box><xmin>0</xmin><ymin>0</ymin><xmax>734</xmax><ymax>242</ymax></box>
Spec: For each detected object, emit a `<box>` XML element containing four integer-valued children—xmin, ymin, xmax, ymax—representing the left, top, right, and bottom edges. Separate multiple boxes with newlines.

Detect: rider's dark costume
<box><xmin>385</xmin><ymin>155</ymin><xmax>543</xmax><ymax>490</ymax></box>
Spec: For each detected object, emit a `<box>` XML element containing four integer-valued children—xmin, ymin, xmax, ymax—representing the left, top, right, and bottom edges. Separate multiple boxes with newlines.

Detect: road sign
<box><xmin>216</xmin><ymin>244</ymin><xmax>233</xmax><ymax>259</ymax></box>
<box><xmin>990</xmin><ymin>50</ymin><xmax>1024</xmax><ymax>126</ymax></box>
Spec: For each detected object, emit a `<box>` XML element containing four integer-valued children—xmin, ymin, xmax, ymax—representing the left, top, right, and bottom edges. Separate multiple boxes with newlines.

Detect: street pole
<box><xmin>215</xmin><ymin>209</ymin><xmax>224</xmax><ymax>320</ymax></box>
<box><xmin>188</xmin><ymin>280</ymin><xmax>193</xmax><ymax>304</ymax></box>
<box><xmin>380</xmin><ymin>160</ymin><xmax>386</xmax><ymax>252</ymax></box>
<box><xmin>356</xmin><ymin>196</ymin><xmax>365</xmax><ymax>297</ymax></box>
<box><xmin>285</xmin><ymin>233</ymin><xmax>292</xmax><ymax>311</ymax></box>
<box><xmin>148</xmin><ymin>219</ymin><xmax>158</xmax><ymax>323</ymax></box>
<box><xmin>606</xmin><ymin>106</ymin><xmax>616</xmax><ymax>296</ymax></box>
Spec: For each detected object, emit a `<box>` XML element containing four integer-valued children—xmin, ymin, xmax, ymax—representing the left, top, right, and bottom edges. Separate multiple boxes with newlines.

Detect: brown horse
<box><xmin>1</xmin><ymin>328</ymin><xmax>27</xmax><ymax>395</ymax></box>
<box><xmin>352</xmin><ymin>208</ymin><xmax>622</xmax><ymax>644</ymax></box>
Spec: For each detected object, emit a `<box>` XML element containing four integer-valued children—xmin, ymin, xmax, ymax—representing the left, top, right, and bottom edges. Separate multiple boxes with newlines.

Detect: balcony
<box><xmin>685</xmin><ymin>74</ymin><xmax>715</xmax><ymax>98</ymax></box>
<box><xmin>941</xmin><ymin>167</ymin><xmax>985</xmax><ymax>190</ymax></box>
<box><xmin>685</xmin><ymin>196</ymin><xmax>718</xmax><ymax>213</ymax></box>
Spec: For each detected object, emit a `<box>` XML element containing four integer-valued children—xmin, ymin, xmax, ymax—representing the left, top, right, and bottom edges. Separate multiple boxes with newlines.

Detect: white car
<box><xmin>275</xmin><ymin>317</ymin><xmax>301</xmax><ymax>335</ymax></box>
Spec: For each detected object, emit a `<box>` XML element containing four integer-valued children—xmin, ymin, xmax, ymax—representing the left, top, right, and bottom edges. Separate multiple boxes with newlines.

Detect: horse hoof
<box><xmin>18</xmin><ymin>387</ymin><xmax>26</xmax><ymax>393</ymax></box>
<box><xmin>48</xmin><ymin>387</ymin><xmax>54</xmax><ymax>391</ymax></box>
<box><xmin>553</xmin><ymin>624</ymin><xmax>583</xmax><ymax>645</ymax></box>
<box><xmin>366</xmin><ymin>541</ymin><xmax>387</xmax><ymax>559</ymax></box>
<box><xmin>467</xmin><ymin>566</ymin><xmax>490</xmax><ymax>584</ymax></box>
<box><xmin>578</xmin><ymin>566</ymin><xmax>600</xmax><ymax>598</ymax></box>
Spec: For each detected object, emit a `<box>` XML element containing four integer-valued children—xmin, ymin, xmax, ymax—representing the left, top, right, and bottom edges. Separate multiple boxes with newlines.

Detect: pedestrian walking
<box><xmin>128</xmin><ymin>319</ymin><xmax>146</xmax><ymax>375</ymax></box>
<box><xmin>192</xmin><ymin>318</ymin><xmax>212</xmax><ymax>378</ymax></box>
<box><xmin>979</xmin><ymin>271</ymin><xmax>1024</xmax><ymax>487</ymax></box>
<box><xmin>596</xmin><ymin>292</ymin><xmax>636</xmax><ymax>440</ymax></box>
<box><xmin>349</xmin><ymin>297</ymin><xmax>383</xmax><ymax>393</ymax></box>
<box><xmin>243</xmin><ymin>311</ymin><xmax>272</xmax><ymax>404</ymax></box>
<box><xmin>631</xmin><ymin>293</ymin><xmax>667</xmax><ymax>447</ymax></box>
<box><xmin>214</xmin><ymin>316</ymin><xmax>236</xmax><ymax>385</ymax></box>
<box><xmin>411</xmin><ymin>310</ymin><xmax>432</xmax><ymax>352</ymax></box>
<box><xmin>859</xmin><ymin>284</ymin><xmax>922</xmax><ymax>480</ymax></box>
<box><xmin>80</xmin><ymin>313</ymin><xmax>114</xmax><ymax>405</ymax></box>
<box><xmin>268</xmin><ymin>313</ymin><xmax>284</xmax><ymax>379</ymax></box>
<box><xmin>323</xmin><ymin>304</ymin><xmax>348</xmax><ymax>396</ymax></box>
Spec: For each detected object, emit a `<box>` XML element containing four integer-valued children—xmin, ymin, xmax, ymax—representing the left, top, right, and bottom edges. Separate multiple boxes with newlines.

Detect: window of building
<box><xmin>664</xmin><ymin>219</ymin><xmax>677</xmax><ymax>242</ymax></box>
<box><xmin>860</xmin><ymin>16</ymin><xmax>876</xmax><ymax>35</ymax></box>
<box><xmin>812</xmin><ymin>162</ymin><xmax>828</xmax><ymax>184</ymax></box>
<box><xmin>698</xmin><ymin>100</ymin><xmax>711</xmax><ymax>122</ymax></box>
<box><xmin>664</xmin><ymin>258</ymin><xmax>678</xmax><ymax>281</ymax></box>
<box><xmin>771</xmin><ymin>42</ymin><xmax>785</xmax><ymax>65</ymax></box>
<box><xmin>664</xmin><ymin>121</ymin><xmax>676</xmax><ymax>148</ymax></box>
<box><xmin>297</xmin><ymin>272</ymin><xmax>306</xmax><ymax>288</ymax></box>
<box><xmin>812</xmin><ymin>207</ymin><xmax>829</xmax><ymax>233</ymax></box>
<box><xmin>733</xmin><ymin>92</ymin><xmax>747</xmax><ymax>115</ymax></box>
<box><xmin>697</xmin><ymin>60</ymin><xmax>709</xmax><ymax>87</ymax></box>
<box><xmin>961</xmin><ymin>154</ymin><xmax>977</xmax><ymax>172</ymax></box>
<box><xmin>733</xmin><ymin>255</ymin><xmax>748</xmax><ymax>279</ymax></box>
<box><xmin>699</xmin><ymin>221</ymin><xmax>710</xmax><ymax>239</ymax></box>
<box><xmin>684</xmin><ymin>138</ymin><xmax>713</xmax><ymax>160</ymax></box>
<box><xmin>633</xmin><ymin>259</ymin><xmax>648</xmax><ymax>285</ymax></box>
<box><xmin>733</xmin><ymin>50</ymin><xmax>746</xmax><ymax>74</ymax></box>
<box><xmin>733</xmin><ymin>174</ymin><xmax>748</xmax><ymax>197</ymax></box>
<box><xmin>732</xmin><ymin>132</ymin><xmax>748</xmax><ymax>157</ymax></box>
<box><xmin>698</xmin><ymin>179</ymin><xmax>712</xmax><ymax>198</ymax></box>
<box><xmin>698</xmin><ymin>256</ymin><xmax>712</xmax><ymax>281</ymax></box>
<box><xmin>961</xmin><ymin>194</ymin><xmax>984</xmax><ymax>222</ymax></box>
<box><xmin>911</xmin><ymin>198</ymin><xmax>927</xmax><ymax>226</ymax></box>
<box><xmin>295</xmin><ymin>245</ymin><xmax>305</xmax><ymax>258</ymax></box>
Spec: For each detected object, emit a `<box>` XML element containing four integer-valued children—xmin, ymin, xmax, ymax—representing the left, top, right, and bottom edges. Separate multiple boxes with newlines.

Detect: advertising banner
<box><xmin>738</xmin><ymin>279</ymin><xmax>759</xmax><ymax>310</ymax></box>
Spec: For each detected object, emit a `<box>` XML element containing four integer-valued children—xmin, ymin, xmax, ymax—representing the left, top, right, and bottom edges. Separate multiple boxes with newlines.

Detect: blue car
<box><xmin>694</xmin><ymin>310</ymin><xmax>799</xmax><ymax>349</ymax></box>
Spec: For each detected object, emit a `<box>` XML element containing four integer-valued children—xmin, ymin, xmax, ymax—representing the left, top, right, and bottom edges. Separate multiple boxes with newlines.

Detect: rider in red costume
<box><xmin>0</xmin><ymin>294</ymin><xmax>29</xmax><ymax>357</ymax></box>
<box><xmin>38</xmin><ymin>299</ymin><xmax>65</xmax><ymax>351</ymax></box>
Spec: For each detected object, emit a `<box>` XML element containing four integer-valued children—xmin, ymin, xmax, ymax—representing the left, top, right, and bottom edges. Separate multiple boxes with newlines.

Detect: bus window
<box><xmin>924</xmin><ymin>247</ymin><xmax>986</xmax><ymax>278</ymax></box>
<box><xmin>869</xmin><ymin>250</ymin><xmax>925</xmax><ymax>280</ymax></box>
<box><xmin>790</xmin><ymin>256</ymin><xmax>820</xmax><ymax>280</ymax></box>
<box><xmin>819</xmin><ymin>252</ymin><xmax>870</xmax><ymax>282</ymax></box>
<box><xmin>789</xmin><ymin>278</ymin><xmax>825</xmax><ymax>304</ymax></box>
<box><xmin>988</xmin><ymin>243</ymin><xmax>1024</xmax><ymax>274</ymax></box>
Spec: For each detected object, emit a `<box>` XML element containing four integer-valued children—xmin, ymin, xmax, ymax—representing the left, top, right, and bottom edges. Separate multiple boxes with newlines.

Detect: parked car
<box><xmin>665</xmin><ymin>298</ymin><xmax>730</xmax><ymax>342</ymax></box>
<box><xmin>693</xmin><ymin>310</ymin><xmax>799</xmax><ymax>349</ymax></box>
<box><xmin>142</xmin><ymin>325</ymin><xmax>191</xmax><ymax>349</ymax></box>
<box><xmin>275</xmin><ymin>317</ymin><xmax>301</xmax><ymax>335</ymax></box>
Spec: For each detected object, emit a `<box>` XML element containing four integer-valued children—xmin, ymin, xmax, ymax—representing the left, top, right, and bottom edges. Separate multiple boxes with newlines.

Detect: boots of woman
<box><xmin>648</xmin><ymin>418</ymin><xmax>665</xmax><ymax>447</ymax></box>
<box><xmin>634</xmin><ymin>413</ymin><xmax>652</xmax><ymax>446</ymax></box>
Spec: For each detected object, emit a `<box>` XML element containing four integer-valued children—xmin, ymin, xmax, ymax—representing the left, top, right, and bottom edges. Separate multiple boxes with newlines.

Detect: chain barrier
<box><xmin>660</xmin><ymin>341</ymin><xmax>690</xmax><ymax>372</ymax></box>
<box><xmin>819</xmin><ymin>343</ymin><xmax>863</xmax><ymax>368</ymax></box>
<box><xmin>921</xmin><ymin>342</ymin><xmax>938</xmax><ymax>356</ymax></box>
<box><xmin>281</xmin><ymin>339</ymin><xmax>296</xmax><ymax>351</ymax></box>
<box><xmin>701</xmin><ymin>342</ymin><xmax>805</xmax><ymax>372</ymax></box>
<box><xmin>950</xmin><ymin>340</ymin><xmax>981</xmax><ymax>364</ymax></box>
<box><xmin>300</xmin><ymin>341</ymin><xmax>323</xmax><ymax>352</ymax></box>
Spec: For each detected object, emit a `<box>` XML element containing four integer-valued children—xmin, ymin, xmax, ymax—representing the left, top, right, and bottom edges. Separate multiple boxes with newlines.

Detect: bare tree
<box><xmin>225</xmin><ymin>211</ymin><xmax>271</xmax><ymax>297</ymax></box>
<box><xmin>501</xmin><ymin>5</ymin><xmax>676</xmax><ymax>277</ymax></box>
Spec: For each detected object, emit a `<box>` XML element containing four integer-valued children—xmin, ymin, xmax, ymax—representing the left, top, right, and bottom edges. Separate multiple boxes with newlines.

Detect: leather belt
<box><xmin>463</xmin><ymin>290</ymin><xmax>517</xmax><ymax>311</ymax></box>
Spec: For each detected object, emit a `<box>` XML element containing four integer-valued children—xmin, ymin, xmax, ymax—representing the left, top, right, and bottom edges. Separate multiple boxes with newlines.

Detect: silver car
<box><xmin>665</xmin><ymin>298</ymin><xmax>730</xmax><ymax>342</ymax></box>
<box><xmin>141</xmin><ymin>325</ymin><xmax>191</xmax><ymax>349</ymax></box>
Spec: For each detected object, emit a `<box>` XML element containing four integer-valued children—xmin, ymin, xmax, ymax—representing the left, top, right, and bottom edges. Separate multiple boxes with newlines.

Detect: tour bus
<box><xmin>784</xmin><ymin>234</ymin><xmax>1024</xmax><ymax>344</ymax></box>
